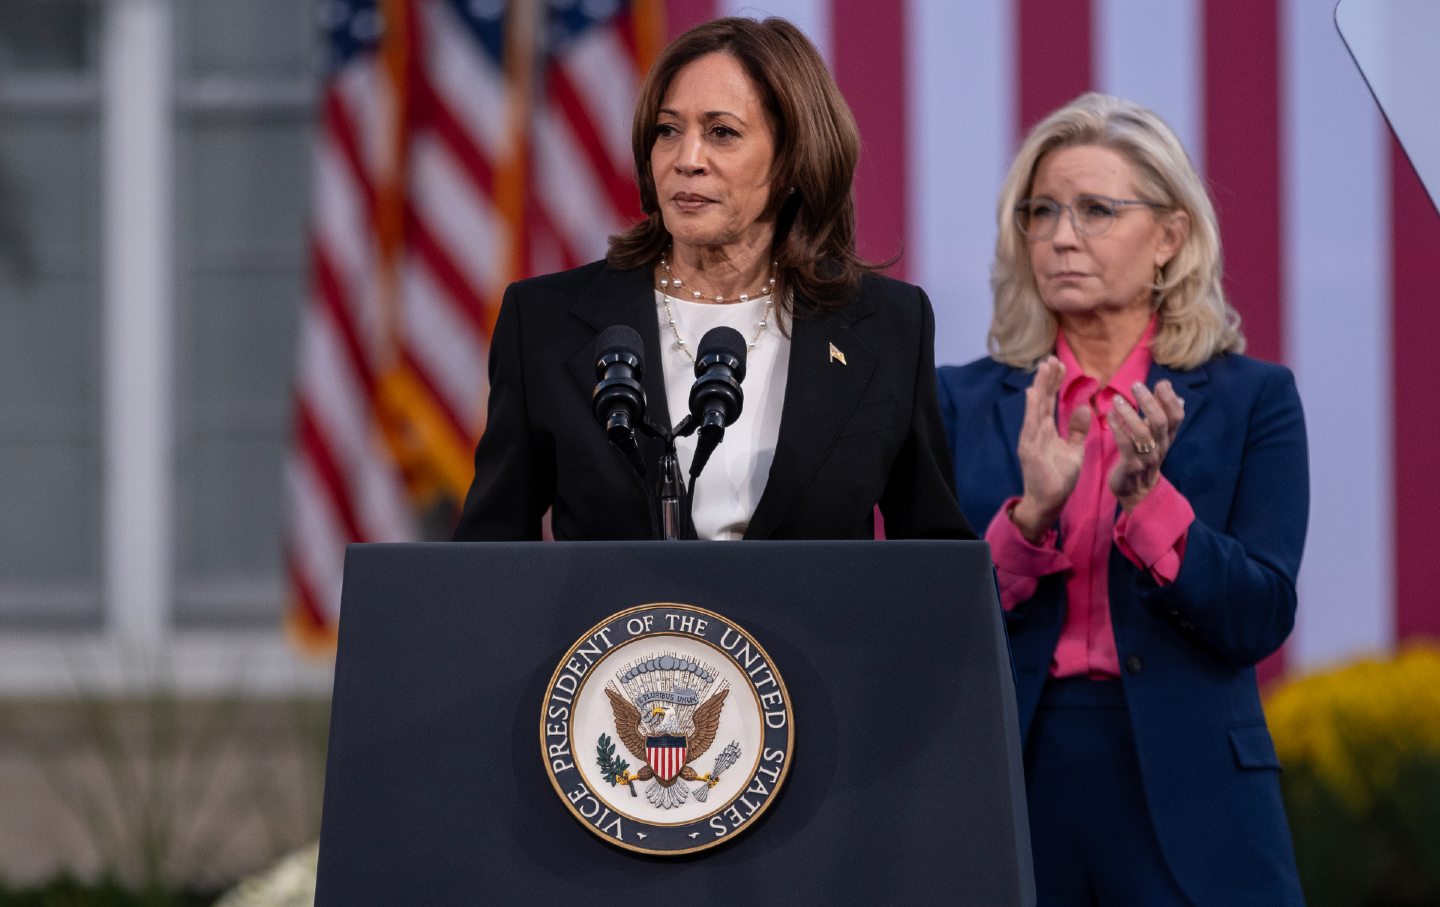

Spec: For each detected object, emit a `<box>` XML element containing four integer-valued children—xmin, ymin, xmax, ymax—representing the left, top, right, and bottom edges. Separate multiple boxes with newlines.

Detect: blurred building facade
<box><xmin>0</xmin><ymin>0</ymin><xmax>325</xmax><ymax>692</ymax></box>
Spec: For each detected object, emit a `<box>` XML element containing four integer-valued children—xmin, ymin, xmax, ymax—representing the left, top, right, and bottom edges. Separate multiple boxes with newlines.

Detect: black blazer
<box><xmin>453</xmin><ymin>260</ymin><xmax>974</xmax><ymax>542</ymax></box>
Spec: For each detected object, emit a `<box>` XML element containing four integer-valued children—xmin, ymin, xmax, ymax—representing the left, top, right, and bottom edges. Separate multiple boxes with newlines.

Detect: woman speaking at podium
<box><xmin>938</xmin><ymin>93</ymin><xmax>1307</xmax><ymax>904</ymax></box>
<box><xmin>453</xmin><ymin>17</ymin><xmax>972</xmax><ymax>543</ymax></box>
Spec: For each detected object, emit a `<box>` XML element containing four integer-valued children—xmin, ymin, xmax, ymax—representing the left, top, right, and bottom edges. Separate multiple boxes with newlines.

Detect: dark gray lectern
<box><xmin>317</xmin><ymin>541</ymin><xmax>1035</xmax><ymax>904</ymax></box>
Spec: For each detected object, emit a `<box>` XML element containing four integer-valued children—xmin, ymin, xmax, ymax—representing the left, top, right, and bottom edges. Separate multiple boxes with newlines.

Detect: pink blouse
<box><xmin>984</xmin><ymin>320</ymin><xmax>1195</xmax><ymax>678</ymax></box>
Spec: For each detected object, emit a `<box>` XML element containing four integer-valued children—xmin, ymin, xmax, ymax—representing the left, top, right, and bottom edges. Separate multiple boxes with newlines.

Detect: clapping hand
<box><xmin>1010</xmin><ymin>356</ymin><xmax>1092</xmax><ymax>542</ymax></box>
<box><xmin>1107</xmin><ymin>380</ymin><xmax>1184</xmax><ymax>511</ymax></box>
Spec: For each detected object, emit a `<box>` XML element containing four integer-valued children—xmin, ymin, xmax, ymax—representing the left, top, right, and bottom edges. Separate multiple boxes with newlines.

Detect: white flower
<box><xmin>214</xmin><ymin>841</ymin><xmax>319</xmax><ymax>907</ymax></box>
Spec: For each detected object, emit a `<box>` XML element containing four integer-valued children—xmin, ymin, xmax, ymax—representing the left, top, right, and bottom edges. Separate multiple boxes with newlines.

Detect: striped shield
<box><xmin>646</xmin><ymin>736</ymin><xmax>688</xmax><ymax>782</ymax></box>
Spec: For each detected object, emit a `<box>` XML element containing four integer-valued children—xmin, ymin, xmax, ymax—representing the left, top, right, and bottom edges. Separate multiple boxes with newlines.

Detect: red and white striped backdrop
<box><xmin>662</xmin><ymin>0</ymin><xmax>1440</xmax><ymax>677</ymax></box>
<box><xmin>289</xmin><ymin>0</ymin><xmax>1440</xmax><ymax>677</ymax></box>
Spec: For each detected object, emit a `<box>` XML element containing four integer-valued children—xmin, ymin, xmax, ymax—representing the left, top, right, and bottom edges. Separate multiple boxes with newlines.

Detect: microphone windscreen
<box><xmin>695</xmin><ymin>326</ymin><xmax>747</xmax><ymax>381</ymax></box>
<box><xmin>597</xmin><ymin>324</ymin><xmax>644</xmax><ymax>360</ymax></box>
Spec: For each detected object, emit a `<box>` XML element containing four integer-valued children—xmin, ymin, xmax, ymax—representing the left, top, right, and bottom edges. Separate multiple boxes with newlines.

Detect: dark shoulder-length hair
<box><xmin>606</xmin><ymin>16</ymin><xmax>882</xmax><ymax>316</ymax></box>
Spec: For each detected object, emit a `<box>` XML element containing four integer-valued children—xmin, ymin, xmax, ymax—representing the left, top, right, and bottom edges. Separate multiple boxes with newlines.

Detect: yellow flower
<box><xmin>1265</xmin><ymin>640</ymin><xmax>1440</xmax><ymax>810</ymax></box>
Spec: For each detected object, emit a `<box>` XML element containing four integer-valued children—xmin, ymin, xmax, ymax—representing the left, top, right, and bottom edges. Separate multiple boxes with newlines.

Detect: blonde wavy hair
<box><xmin>990</xmin><ymin>92</ymin><xmax>1244</xmax><ymax>369</ymax></box>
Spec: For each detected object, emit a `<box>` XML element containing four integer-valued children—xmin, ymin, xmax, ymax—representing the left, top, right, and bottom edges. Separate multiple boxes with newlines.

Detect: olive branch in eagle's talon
<box><xmin>595</xmin><ymin>733</ymin><xmax>639</xmax><ymax>797</ymax></box>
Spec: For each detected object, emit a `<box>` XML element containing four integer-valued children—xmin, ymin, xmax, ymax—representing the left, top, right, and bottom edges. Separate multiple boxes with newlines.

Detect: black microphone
<box><xmin>687</xmin><ymin>326</ymin><xmax>747</xmax><ymax>480</ymax></box>
<box><xmin>592</xmin><ymin>325</ymin><xmax>647</xmax><ymax>477</ymax></box>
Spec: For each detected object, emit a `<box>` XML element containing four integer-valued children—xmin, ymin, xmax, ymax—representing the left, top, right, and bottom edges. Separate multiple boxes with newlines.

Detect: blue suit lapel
<box><xmin>1147</xmin><ymin>360</ymin><xmax>1209</xmax><ymax>454</ymax></box>
<box><xmin>997</xmin><ymin>368</ymin><xmax>1030</xmax><ymax>488</ymax></box>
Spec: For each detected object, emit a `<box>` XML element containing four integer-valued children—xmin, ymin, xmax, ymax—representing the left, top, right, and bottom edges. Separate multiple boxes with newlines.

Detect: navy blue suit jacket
<box><xmin>938</xmin><ymin>352</ymin><xmax>1307</xmax><ymax>905</ymax></box>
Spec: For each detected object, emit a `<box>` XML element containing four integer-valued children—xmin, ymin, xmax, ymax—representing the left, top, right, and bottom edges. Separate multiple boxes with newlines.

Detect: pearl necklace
<box><xmin>656</xmin><ymin>251</ymin><xmax>777</xmax><ymax>362</ymax></box>
<box><xmin>658</xmin><ymin>250</ymin><xmax>777</xmax><ymax>304</ymax></box>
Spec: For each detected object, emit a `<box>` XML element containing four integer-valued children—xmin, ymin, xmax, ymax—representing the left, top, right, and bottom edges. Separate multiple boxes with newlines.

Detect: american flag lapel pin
<box><xmin>828</xmin><ymin>342</ymin><xmax>847</xmax><ymax>365</ymax></box>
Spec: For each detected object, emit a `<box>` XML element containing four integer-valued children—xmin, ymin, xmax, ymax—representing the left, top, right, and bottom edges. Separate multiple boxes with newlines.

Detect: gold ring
<box><xmin>1133</xmin><ymin>438</ymin><xmax>1157</xmax><ymax>455</ymax></box>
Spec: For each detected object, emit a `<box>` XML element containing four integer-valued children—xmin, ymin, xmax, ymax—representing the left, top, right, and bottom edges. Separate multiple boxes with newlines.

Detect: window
<box><xmin>172</xmin><ymin>0</ymin><xmax>316</xmax><ymax>625</ymax></box>
<box><xmin>0</xmin><ymin>0</ymin><xmax>104</xmax><ymax>626</ymax></box>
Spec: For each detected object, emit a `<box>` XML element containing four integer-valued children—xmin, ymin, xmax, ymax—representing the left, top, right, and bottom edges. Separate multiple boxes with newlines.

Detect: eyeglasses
<box><xmin>1014</xmin><ymin>194</ymin><xmax>1165</xmax><ymax>240</ymax></box>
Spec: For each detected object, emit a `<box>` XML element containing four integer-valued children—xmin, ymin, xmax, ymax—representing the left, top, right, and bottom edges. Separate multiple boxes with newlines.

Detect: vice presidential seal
<box><xmin>540</xmin><ymin>603</ymin><xmax>794</xmax><ymax>855</ymax></box>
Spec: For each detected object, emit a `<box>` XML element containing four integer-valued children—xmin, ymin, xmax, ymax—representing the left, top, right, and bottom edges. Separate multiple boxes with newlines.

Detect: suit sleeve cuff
<box><xmin>1114</xmin><ymin>477</ymin><xmax>1193</xmax><ymax>584</ymax></box>
<box><xmin>985</xmin><ymin>498</ymin><xmax>1070</xmax><ymax>575</ymax></box>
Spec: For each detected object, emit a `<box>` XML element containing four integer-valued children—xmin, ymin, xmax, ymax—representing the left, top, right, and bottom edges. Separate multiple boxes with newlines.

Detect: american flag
<box><xmin>285</xmin><ymin>0</ymin><xmax>656</xmax><ymax>648</ymax></box>
<box><xmin>288</xmin><ymin>0</ymin><xmax>1440</xmax><ymax>681</ymax></box>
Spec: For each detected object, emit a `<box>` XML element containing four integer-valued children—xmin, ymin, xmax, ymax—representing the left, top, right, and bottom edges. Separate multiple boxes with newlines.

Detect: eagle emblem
<box><xmin>600</xmin><ymin>653</ymin><xmax>736</xmax><ymax>809</ymax></box>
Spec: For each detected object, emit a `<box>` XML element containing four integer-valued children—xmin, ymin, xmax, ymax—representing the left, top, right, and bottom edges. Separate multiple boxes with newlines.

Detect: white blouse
<box><xmin>654</xmin><ymin>290</ymin><xmax>792</xmax><ymax>540</ymax></box>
